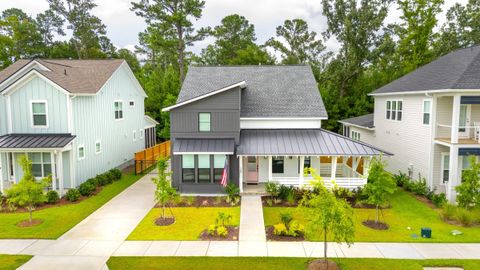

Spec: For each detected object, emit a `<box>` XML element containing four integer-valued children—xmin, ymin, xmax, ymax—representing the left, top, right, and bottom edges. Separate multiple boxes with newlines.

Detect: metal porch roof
<box><xmin>173</xmin><ymin>138</ymin><xmax>235</xmax><ymax>154</ymax></box>
<box><xmin>0</xmin><ymin>134</ymin><xmax>76</xmax><ymax>149</ymax></box>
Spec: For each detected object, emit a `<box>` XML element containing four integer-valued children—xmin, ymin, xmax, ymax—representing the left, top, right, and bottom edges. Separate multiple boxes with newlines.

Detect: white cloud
<box><xmin>0</xmin><ymin>0</ymin><xmax>469</xmax><ymax>57</ymax></box>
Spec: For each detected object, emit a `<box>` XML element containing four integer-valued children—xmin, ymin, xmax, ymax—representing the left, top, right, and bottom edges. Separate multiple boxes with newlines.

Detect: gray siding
<box><xmin>170</xmin><ymin>87</ymin><xmax>241</xmax><ymax>143</ymax></box>
<box><xmin>0</xmin><ymin>95</ymin><xmax>6</xmax><ymax>135</ymax></box>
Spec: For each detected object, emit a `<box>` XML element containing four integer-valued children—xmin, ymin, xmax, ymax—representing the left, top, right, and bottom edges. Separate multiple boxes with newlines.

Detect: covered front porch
<box><xmin>0</xmin><ymin>134</ymin><xmax>76</xmax><ymax>195</ymax></box>
<box><xmin>237</xmin><ymin>129</ymin><xmax>390</xmax><ymax>193</ymax></box>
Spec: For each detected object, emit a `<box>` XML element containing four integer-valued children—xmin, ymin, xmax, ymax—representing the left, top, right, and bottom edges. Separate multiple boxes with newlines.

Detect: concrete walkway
<box><xmin>239</xmin><ymin>195</ymin><xmax>266</xmax><ymax>242</ymax></box>
<box><xmin>16</xmin><ymin>172</ymin><xmax>157</xmax><ymax>270</ymax></box>
<box><xmin>3</xmin><ymin>239</ymin><xmax>480</xmax><ymax>259</ymax></box>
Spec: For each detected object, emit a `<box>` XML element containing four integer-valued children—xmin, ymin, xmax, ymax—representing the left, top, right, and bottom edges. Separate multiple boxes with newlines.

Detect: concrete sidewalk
<box><xmin>16</xmin><ymin>172</ymin><xmax>157</xmax><ymax>270</ymax></box>
<box><xmin>239</xmin><ymin>195</ymin><xmax>266</xmax><ymax>242</ymax></box>
<box><xmin>3</xmin><ymin>239</ymin><xmax>480</xmax><ymax>259</ymax></box>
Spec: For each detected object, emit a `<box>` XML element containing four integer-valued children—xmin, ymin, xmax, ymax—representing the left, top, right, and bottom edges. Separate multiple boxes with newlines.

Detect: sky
<box><xmin>0</xmin><ymin>0</ymin><xmax>469</xmax><ymax>55</ymax></box>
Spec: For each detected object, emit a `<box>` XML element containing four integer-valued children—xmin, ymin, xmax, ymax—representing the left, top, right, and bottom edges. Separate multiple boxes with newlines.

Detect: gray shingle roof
<box><xmin>173</xmin><ymin>138</ymin><xmax>235</xmax><ymax>154</ymax></box>
<box><xmin>179</xmin><ymin>65</ymin><xmax>327</xmax><ymax>118</ymax></box>
<box><xmin>371</xmin><ymin>46</ymin><xmax>480</xmax><ymax>94</ymax></box>
<box><xmin>237</xmin><ymin>129</ymin><xmax>391</xmax><ymax>156</ymax></box>
<box><xmin>339</xmin><ymin>114</ymin><xmax>374</xmax><ymax>129</ymax></box>
<box><xmin>0</xmin><ymin>134</ymin><xmax>75</xmax><ymax>149</ymax></box>
<box><xmin>0</xmin><ymin>59</ymin><xmax>124</xmax><ymax>94</ymax></box>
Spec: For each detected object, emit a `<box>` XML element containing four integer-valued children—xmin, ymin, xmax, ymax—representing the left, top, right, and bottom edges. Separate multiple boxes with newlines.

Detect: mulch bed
<box><xmin>155</xmin><ymin>217</ymin><xmax>175</xmax><ymax>226</ymax></box>
<box><xmin>265</xmin><ymin>226</ymin><xmax>305</xmax><ymax>241</ymax></box>
<box><xmin>159</xmin><ymin>196</ymin><xmax>240</xmax><ymax>208</ymax></box>
<box><xmin>362</xmin><ymin>220</ymin><xmax>389</xmax><ymax>230</ymax></box>
<box><xmin>307</xmin><ymin>260</ymin><xmax>340</xmax><ymax>270</ymax></box>
<box><xmin>17</xmin><ymin>219</ymin><xmax>44</xmax><ymax>227</ymax></box>
<box><xmin>199</xmin><ymin>226</ymin><xmax>239</xmax><ymax>241</ymax></box>
<box><xmin>0</xmin><ymin>186</ymin><xmax>103</xmax><ymax>213</ymax></box>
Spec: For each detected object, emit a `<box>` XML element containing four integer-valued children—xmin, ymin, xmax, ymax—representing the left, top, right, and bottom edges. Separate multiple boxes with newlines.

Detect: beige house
<box><xmin>340</xmin><ymin>46</ymin><xmax>480</xmax><ymax>202</ymax></box>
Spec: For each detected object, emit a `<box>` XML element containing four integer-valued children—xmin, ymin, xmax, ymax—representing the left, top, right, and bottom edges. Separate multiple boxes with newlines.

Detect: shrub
<box><xmin>393</xmin><ymin>171</ymin><xmax>409</xmax><ymax>187</ymax></box>
<box><xmin>265</xmin><ymin>182</ymin><xmax>280</xmax><ymax>199</ymax></box>
<box><xmin>456</xmin><ymin>155</ymin><xmax>480</xmax><ymax>209</ymax></box>
<box><xmin>273</xmin><ymin>223</ymin><xmax>287</xmax><ymax>236</ymax></box>
<box><xmin>109</xmin><ymin>168</ymin><xmax>122</xmax><ymax>181</ymax></box>
<box><xmin>457</xmin><ymin>208</ymin><xmax>475</xmax><ymax>226</ymax></box>
<box><xmin>78</xmin><ymin>182</ymin><xmax>96</xmax><ymax>197</ymax></box>
<box><xmin>95</xmin><ymin>174</ymin><xmax>110</xmax><ymax>186</ymax></box>
<box><xmin>280</xmin><ymin>211</ymin><xmax>293</xmax><ymax>227</ymax></box>
<box><xmin>352</xmin><ymin>187</ymin><xmax>367</xmax><ymax>204</ymax></box>
<box><xmin>278</xmin><ymin>185</ymin><xmax>295</xmax><ymax>200</ymax></box>
<box><xmin>287</xmin><ymin>220</ymin><xmax>305</xmax><ymax>237</ymax></box>
<box><xmin>216</xmin><ymin>212</ymin><xmax>232</xmax><ymax>226</ymax></box>
<box><xmin>65</xmin><ymin>188</ymin><xmax>81</xmax><ymax>202</ymax></box>
<box><xmin>216</xmin><ymin>225</ymin><xmax>228</xmax><ymax>238</ymax></box>
<box><xmin>441</xmin><ymin>203</ymin><xmax>457</xmax><ymax>221</ymax></box>
<box><xmin>46</xmin><ymin>190</ymin><xmax>60</xmax><ymax>204</ymax></box>
<box><xmin>411</xmin><ymin>176</ymin><xmax>429</xmax><ymax>196</ymax></box>
<box><xmin>266</xmin><ymin>198</ymin><xmax>273</xmax><ymax>206</ymax></box>
<box><xmin>208</xmin><ymin>225</ymin><xmax>216</xmax><ymax>236</ymax></box>
<box><xmin>224</xmin><ymin>183</ymin><xmax>240</xmax><ymax>205</ymax></box>
<box><xmin>286</xmin><ymin>190</ymin><xmax>296</xmax><ymax>205</ymax></box>
<box><xmin>104</xmin><ymin>171</ymin><xmax>117</xmax><ymax>183</ymax></box>
<box><xmin>431</xmin><ymin>193</ymin><xmax>447</xmax><ymax>208</ymax></box>
<box><xmin>332</xmin><ymin>186</ymin><xmax>353</xmax><ymax>200</ymax></box>
<box><xmin>86</xmin><ymin>178</ymin><xmax>99</xmax><ymax>187</ymax></box>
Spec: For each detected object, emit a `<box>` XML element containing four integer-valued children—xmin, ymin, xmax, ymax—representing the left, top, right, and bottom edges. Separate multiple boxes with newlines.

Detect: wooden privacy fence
<box><xmin>134</xmin><ymin>140</ymin><xmax>171</xmax><ymax>174</ymax></box>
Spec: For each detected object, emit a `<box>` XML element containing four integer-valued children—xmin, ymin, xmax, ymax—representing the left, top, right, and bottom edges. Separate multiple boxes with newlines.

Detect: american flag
<box><xmin>220</xmin><ymin>158</ymin><xmax>228</xmax><ymax>187</ymax></box>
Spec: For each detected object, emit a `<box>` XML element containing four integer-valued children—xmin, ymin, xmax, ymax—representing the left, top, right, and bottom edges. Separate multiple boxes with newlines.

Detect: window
<box><xmin>197</xmin><ymin>154</ymin><xmax>211</xmax><ymax>183</ymax></box>
<box><xmin>114</xmin><ymin>101</ymin><xmax>123</xmax><ymax>120</ymax></box>
<box><xmin>95</xmin><ymin>141</ymin><xmax>101</xmax><ymax>154</ymax></box>
<box><xmin>133</xmin><ymin>130</ymin><xmax>137</xmax><ymax>141</ymax></box>
<box><xmin>31</xmin><ymin>101</ymin><xmax>47</xmax><ymax>127</ymax></box>
<box><xmin>198</xmin><ymin>113</ymin><xmax>211</xmax><ymax>132</ymax></box>
<box><xmin>442</xmin><ymin>154</ymin><xmax>449</xmax><ymax>184</ymax></box>
<box><xmin>351</xmin><ymin>130</ymin><xmax>361</xmax><ymax>141</ymax></box>
<box><xmin>28</xmin><ymin>153</ymin><xmax>52</xmax><ymax>178</ymax></box>
<box><xmin>272</xmin><ymin>157</ymin><xmax>284</xmax><ymax>174</ymax></box>
<box><xmin>129</xmin><ymin>100</ymin><xmax>135</xmax><ymax>107</ymax></box>
<box><xmin>78</xmin><ymin>145</ymin><xmax>85</xmax><ymax>160</ymax></box>
<box><xmin>214</xmin><ymin>155</ymin><xmax>226</xmax><ymax>182</ymax></box>
<box><xmin>182</xmin><ymin>155</ymin><xmax>195</xmax><ymax>183</ymax></box>
<box><xmin>343</xmin><ymin>125</ymin><xmax>350</xmax><ymax>137</ymax></box>
<box><xmin>423</xmin><ymin>100</ymin><xmax>431</xmax><ymax>125</ymax></box>
<box><xmin>386</xmin><ymin>100</ymin><xmax>402</xmax><ymax>121</ymax></box>
<box><xmin>299</xmin><ymin>157</ymin><xmax>311</xmax><ymax>173</ymax></box>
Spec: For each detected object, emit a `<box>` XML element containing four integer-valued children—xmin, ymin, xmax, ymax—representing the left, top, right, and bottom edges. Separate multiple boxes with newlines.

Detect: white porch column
<box><xmin>51</xmin><ymin>152</ymin><xmax>57</xmax><ymax>191</ymax></box>
<box><xmin>239</xmin><ymin>156</ymin><xmax>243</xmax><ymax>193</ymax></box>
<box><xmin>299</xmin><ymin>156</ymin><xmax>305</xmax><ymax>187</ymax></box>
<box><xmin>352</xmin><ymin>157</ymin><xmax>359</xmax><ymax>173</ymax></box>
<box><xmin>330</xmin><ymin>156</ymin><xmax>337</xmax><ymax>182</ymax></box>
<box><xmin>70</xmin><ymin>147</ymin><xmax>76</xmax><ymax>187</ymax></box>
<box><xmin>451</xmin><ymin>94</ymin><xmax>461</xmax><ymax>144</ymax></box>
<box><xmin>447</xmin><ymin>146</ymin><xmax>459</xmax><ymax>202</ymax></box>
<box><xmin>0</xmin><ymin>153</ymin><xmax>3</xmax><ymax>193</ymax></box>
<box><xmin>268</xmin><ymin>156</ymin><xmax>273</xmax><ymax>182</ymax></box>
<box><xmin>57</xmin><ymin>151</ymin><xmax>64</xmax><ymax>196</ymax></box>
<box><xmin>363</xmin><ymin>157</ymin><xmax>372</xmax><ymax>184</ymax></box>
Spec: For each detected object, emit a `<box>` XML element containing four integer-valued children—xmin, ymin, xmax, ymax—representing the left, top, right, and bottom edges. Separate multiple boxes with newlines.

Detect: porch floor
<box><xmin>435</xmin><ymin>137</ymin><xmax>479</xmax><ymax>145</ymax></box>
<box><xmin>241</xmin><ymin>183</ymin><xmax>267</xmax><ymax>196</ymax></box>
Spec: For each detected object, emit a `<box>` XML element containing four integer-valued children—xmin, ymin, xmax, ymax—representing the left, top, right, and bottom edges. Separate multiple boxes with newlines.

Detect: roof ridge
<box><xmin>190</xmin><ymin>64</ymin><xmax>309</xmax><ymax>68</ymax></box>
<box><xmin>452</xmin><ymin>46</ymin><xmax>480</xmax><ymax>88</ymax></box>
<box><xmin>39</xmin><ymin>59</ymin><xmax>73</xmax><ymax>68</ymax></box>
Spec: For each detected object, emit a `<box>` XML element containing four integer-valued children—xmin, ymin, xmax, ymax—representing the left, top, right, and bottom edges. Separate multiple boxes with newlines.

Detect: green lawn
<box><xmin>127</xmin><ymin>207</ymin><xmax>240</xmax><ymax>240</ymax></box>
<box><xmin>264</xmin><ymin>189</ymin><xmax>480</xmax><ymax>242</ymax></box>
<box><xmin>0</xmin><ymin>172</ymin><xmax>144</xmax><ymax>239</ymax></box>
<box><xmin>0</xmin><ymin>255</ymin><xmax>32</xmax><ymax>270</ymax></box>
<box><xmin>107</xmin><ymin>257</ymin><xmax>480</xmax><ymax>270</ymax></box>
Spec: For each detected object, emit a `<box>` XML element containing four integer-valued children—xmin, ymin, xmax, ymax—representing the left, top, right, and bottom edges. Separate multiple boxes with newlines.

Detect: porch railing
<box><xmin>270</xmin><ymin>176</ymin><xmax>366</xmax><ymax>189</ymax></box>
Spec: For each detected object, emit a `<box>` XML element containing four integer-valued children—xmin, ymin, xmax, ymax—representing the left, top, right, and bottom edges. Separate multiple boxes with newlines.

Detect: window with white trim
<box><xmin>351</xmin><ymin>130</ymin><xmax>361</xmax><ymax>141</ymax></box>
<box><xmin>423</xmin><ymin>100</ymin><xmax>431</xmax><ymax>125</ymax></box>
<box><xmin>31</xmin><ymin>101</ymin><xmax>48</xmax><ymax>127</ymax></box>
<box><xmin>28</xmin><ymin>153</ymin><xmax>52</xmax><ymax>178</ymax></box>
<box><xmin>442</xmin><ymin>153</ymin><xmax>449</xmax><ymax>183</ymax></box>
<box><xmin>78</xmin><ymin>145</ymin><xmax>85</xmax><ymax>160</ymax></box>
<box><xmin>114</xmin><ymin>101</ymin><xmax>123</xmax><ymax>120</ymax></box>
<box><xmin>386</xmin><ymin>100</ymin><xmax>402</xmax><ymax>121</ymax></box>
<box><xmin>129</xmin><ymin>100</ymin><xmax>135</xmax><ymax>107</ymax></box>
<box><xmin>95</xmin><ymin>141</ymin><xmax>101</xmax><ymax>154</ymax></box>
<box><xmin>133</xmin><ymin>130</ymin><xmax>137</xmax><ymax>141</ymax></box>
<box><xmin>198</xmin><ymin>112</ymin><xmax>211</xmax><ymax>132</ymax></box>
<box><xmin>140</xmin><ymin>129</ymin><xmax>144</xmax><ymax>139</ymax></box>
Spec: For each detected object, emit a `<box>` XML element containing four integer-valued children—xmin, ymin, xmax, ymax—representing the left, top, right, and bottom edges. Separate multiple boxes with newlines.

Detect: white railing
<box><xmin>436</xmin><ymin>123</ymin><xmax>480</xmax><ymax>143</ymax></box>
<box><xmin>270</xmin><ymin>176</ymin><xmax>366</xmax><ymax>190</ymax></box>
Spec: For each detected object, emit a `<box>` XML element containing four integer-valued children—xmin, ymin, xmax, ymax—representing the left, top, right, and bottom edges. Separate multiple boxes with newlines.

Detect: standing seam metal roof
<box><xmin>0</xmin><ymin>134</ymin><xmax>76</xmax><ymax>149</ymax></box>
<box><xmin>173</xmin><ymin>138</ymin><xmax>235</xmax><ymax>154</ymax></box>
<box><xmin>237</xmin><ymin>129</ymin><xmax>391</xmax><ymax>156</ymax></box>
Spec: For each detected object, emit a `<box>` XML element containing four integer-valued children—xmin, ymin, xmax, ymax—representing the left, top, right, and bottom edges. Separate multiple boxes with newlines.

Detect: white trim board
<box><xmin>240</xmin><ymin>118</ymin><xmax>322</xmax><ymax>129</ymax></box>
<box><xmin>162</xmin><ymin>81</ymin><xmax>246</xmax><ymax>112</ymax></box>
<box><xmin>174</xmin><ymin>152</ymin><xmax>234</xmax><ymax>155</ymax></box>
<box><xmin>369</xmin><ymin>89</ymin><xmax>480</xmax><ymax>96</ymax></box>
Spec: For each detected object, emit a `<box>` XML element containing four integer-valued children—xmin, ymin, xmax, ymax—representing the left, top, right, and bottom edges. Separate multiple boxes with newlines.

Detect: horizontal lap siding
<box><xmin>373</xmin><ymin>95</ymin><xmax>432</xmax><ymax>179</ymax></box>
<box><xmin>10</xmin><ymin>76</ymin><xmax>68</xmax><ymax>133</ymax></box>
<box><xmin>436</xmin><ymin>96</ymin><xmax>453</xmax><ymax>138</ymax></box>
<box><xmin>72</xmin><ymin>66</ymin><xmax>146</xmax><ymax>184</ymax></box>
<box><xmin>348</xmin><ymin>127</ymin><xmax>376</xmax><ymax>145</ymax></box>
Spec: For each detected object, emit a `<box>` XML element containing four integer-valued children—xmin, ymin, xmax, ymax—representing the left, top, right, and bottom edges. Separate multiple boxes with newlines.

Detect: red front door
<box><xmin>246</xmin><ymin>156</ymin><xmax>258</xmax><ymax>183</ymax></box>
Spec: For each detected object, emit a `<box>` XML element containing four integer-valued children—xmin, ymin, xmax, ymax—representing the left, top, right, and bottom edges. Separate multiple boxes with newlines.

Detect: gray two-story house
<box><xmin>163</xmin><ymin>65</ymin><xmax>390</xmax><ymax>194</ymax></box>
<box><xmin>0</xmin><ymin>59</ymin><xmax>157</xmax><ymax>195</ymax></box>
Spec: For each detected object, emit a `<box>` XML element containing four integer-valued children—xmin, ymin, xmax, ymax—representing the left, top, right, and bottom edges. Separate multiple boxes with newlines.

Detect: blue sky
<box><xmin>0</xmin><ymin>0</ymin><xmax>468</xmax><ymax>55</ymax></box>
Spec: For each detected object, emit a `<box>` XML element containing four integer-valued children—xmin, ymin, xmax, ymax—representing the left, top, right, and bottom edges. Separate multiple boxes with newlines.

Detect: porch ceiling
<box><xmin>237</xmin><ymin>129</ymin><xmax>392</xmax><ymax>156</ymax></box>
<box><xmin>0</xmin><ymin>133</ymin><xmax>75</xmax><ymax>149</ymax></box>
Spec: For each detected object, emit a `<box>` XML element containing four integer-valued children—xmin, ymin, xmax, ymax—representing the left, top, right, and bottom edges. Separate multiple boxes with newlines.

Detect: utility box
<box><xmin>421</xmin><ymin>227</ymin><xmax>432</xmax><ymax>238</ymax></box>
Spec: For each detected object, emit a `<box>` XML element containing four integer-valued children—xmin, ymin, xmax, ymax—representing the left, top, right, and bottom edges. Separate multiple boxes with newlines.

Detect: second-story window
<box><xmin>198</xmin><ymin>112</ymin><xmax>211</xmax><ymax>132</ymax></box>
<box><xmin>423</xmin><ymin>100</ymin><xmax>431</xmax><ymax>125</ymax></box>
<box><xmin>31</xmin><ymin>101</ymin><xmax>47</xmax><ymax>127</ymax></box>
<box><xmin>114</xmin><ymin>101</ymin><xmax>123</xmax><ymax>120</ymax></box>
<box><xmin>386</xmin><ymin>100</ymin><xmax>402</xmax><ymax>121</ymax></box>
<box><xmin>351</xmin><ymin>130</ymin><xmax>361</xmax><ymax>141</ymax></box>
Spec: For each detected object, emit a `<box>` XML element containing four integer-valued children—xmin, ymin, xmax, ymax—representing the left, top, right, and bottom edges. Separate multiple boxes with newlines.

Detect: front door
<box><xmin>459</xmin><ymin>104</ymin><xmax>471</xmax><ymax>138</ymax></box>
<box><xmin>246</xmin><ymin>156</ymin><xmax>258</xmax><ymax>183</ymax></box>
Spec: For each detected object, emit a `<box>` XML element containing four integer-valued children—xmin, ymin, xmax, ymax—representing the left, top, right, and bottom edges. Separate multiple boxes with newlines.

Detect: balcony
<box><xmin>436</xmin><ymin>124</ymin><xmax>480</xmax><ymax>145</ymax></box>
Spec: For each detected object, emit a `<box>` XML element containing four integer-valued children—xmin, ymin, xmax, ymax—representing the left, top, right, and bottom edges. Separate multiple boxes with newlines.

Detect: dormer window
<box><xmin>198</xmin><ymin>112</ymin><xmax>211</xmax><ymax>132</ymax></box>
<box><xmin>31</xmin><ymin>101</ymin><xmax>48</xmax><ymax>127</ymax></box>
